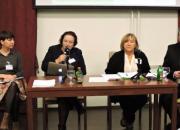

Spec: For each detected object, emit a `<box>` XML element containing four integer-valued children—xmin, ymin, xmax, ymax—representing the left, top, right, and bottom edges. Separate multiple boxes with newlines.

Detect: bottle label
<box><xmin>157</xmin><ymin>66</ymin><xmax>163</xmax><ymax>81</ymax></box>
<box><xmin>76</xmin><ymin>70</ymin><xmax>83</xmax><ymax>83</ymax></box>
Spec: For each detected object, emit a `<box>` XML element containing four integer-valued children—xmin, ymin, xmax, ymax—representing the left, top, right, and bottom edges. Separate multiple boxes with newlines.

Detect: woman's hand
<box><xmin>173</xmin><ymin>71</ymin><xmax>180</xmax><ymax>79</ymax></box>
<box><xmin>2</xmin><ymin>74</ymin><xmax>16</xmax><ymax>82</ymax></box>
<box><xmin>55</xmin><ymin>54</ymin><xmax>67</xmax><ymax>64</ymax></box>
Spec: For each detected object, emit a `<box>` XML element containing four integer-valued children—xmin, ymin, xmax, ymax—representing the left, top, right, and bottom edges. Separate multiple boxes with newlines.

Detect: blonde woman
<box><xmin>105</xmin><ymin>33</ymin><xmax>150</xmax><ymax>130</ymax></box>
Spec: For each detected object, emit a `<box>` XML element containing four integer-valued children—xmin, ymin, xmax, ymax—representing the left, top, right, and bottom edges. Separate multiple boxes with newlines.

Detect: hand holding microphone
<box><xmin>55</xmin><ymin>55</ymin><xmax>67</xmax><ymax>64</ymax></box>
<box><xmin>55</xmin><ymin>48</ymin><xmax>70</xmax><ymax>64</ymax></box>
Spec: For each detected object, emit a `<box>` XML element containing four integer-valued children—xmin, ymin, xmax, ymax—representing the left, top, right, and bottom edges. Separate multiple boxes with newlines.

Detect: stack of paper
<box><xmin>146</xmin><ymin>72</ymin><xmax>156</xmax><ymax>78</ymax></box>
<box><xmin>118</xmin><ymin>72</ymin><xmax>137</xmax><ymax>79</ymax></box>
<box><xmin>89</xmin><ymin>77</ymin><xmax>108</xmax><ymax>82</ymax></box>
<box><xmin>101</xmin><ymin>74</ymin><xmax>121</xmax><ymax>80</ymax></box>
<box><xmin>32</xmin><ymin>79</ymin><xmax>55</xmax><ymax>88</ymax></box>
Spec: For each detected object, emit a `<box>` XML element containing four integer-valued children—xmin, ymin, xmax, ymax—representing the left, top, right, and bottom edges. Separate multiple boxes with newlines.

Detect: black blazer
<box><xmin>41</xmin><ymin>44</ymin><xmax>86</xmax><ymax>75</ymax></box>
<box><xmin>163</xmin><ymin>43</ymin><xmax>180</xmax><ymax>81</ymax></box>
<box><xmin>105</xmin><ymin>50</ymin><xmax>150</xmax><ymax>74</ymax></box>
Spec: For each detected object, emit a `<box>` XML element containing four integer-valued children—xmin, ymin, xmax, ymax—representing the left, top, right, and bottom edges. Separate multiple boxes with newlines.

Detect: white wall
<box><xmin>37</xmin><ymin>9</ymin><xmax>178</xmax><ymax>106</ymax></box>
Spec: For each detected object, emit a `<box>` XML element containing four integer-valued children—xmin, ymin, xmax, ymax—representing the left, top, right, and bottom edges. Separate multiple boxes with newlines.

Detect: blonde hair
<box><xmin>120</xmin><ymin>33</ymin><xmax>139</xmax><ymax>50</ymax></box>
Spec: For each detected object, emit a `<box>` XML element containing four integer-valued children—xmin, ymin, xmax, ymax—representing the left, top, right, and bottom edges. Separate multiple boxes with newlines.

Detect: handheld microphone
<box><xmin>64</xmin><ymin>48</ymin><xmax>71</xmax><ymax>70</ymax></box>
<box><xmin>64</xmin><ymin>48</ymin><xmax>70</xmax><ymax>56</ymax></box>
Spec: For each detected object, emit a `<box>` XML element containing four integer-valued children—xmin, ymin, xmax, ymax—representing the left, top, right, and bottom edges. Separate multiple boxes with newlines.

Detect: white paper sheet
<box><xmin>118</xmin><ymin>72</ymin><xmax>137</xmax><ymax>78</ymax></box>
<box><xmin>146</xmin><ymin>72</ymin><xmax>156</xmax><ymax>77</ymax></box>
<box><xmin>89</xmin><ymin>77</ymin><xmax>108</xmax><ymax>82</ymax></box>
<box><xmin>101</xmin><ymin>74</ymin><xmax>121</xmax><ymax>80</ymax></box>
<box><xmin>32</xmin><ymin>79</ymin><xmax>55</xmax><ymax>88</ymax></box>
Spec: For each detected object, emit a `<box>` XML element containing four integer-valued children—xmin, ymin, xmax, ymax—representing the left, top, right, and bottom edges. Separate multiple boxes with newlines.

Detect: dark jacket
<box><xmin>41</xmin><ymin>44</ymin><xmax>86</xmax><ymax>75</ymax></box>
<box><xmin>163</xmin><ymin>43</ymin><xmax>180</xmax><ymax>81</ymax></box>
<box><xmin>105</xmin><ymin>50</ymin><xmax>150</xmax><ymax>74</ymax></box>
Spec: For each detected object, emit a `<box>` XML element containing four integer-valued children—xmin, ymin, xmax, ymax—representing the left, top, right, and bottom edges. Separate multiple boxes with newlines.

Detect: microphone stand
<box><xmin>62</xmin><ymin>48</ymin><xmax>70</xmax><ymax>83</ymax></box>
<box><xmin>131</xmin><ymin>52</ymin><xmax>142</xmax><ymax>81</ymax></box>
<box><xmin>66</xmin><ymin>55</ymin><xmax>69</xmax><ymax>70</ymax></box>
<box><xmin>61</xmin><ymin>55</ymin><xmax>69</xmax><ymax>83</ymax></box>
<box><xmin>64</xmin><ymin>48</ymin><xmax>70</xmax><ymax>70</ymax></box>
<box><xmin>130</xmin><ymin>71</ymin><xmax>141</xmax><ymax>81</ymax></box>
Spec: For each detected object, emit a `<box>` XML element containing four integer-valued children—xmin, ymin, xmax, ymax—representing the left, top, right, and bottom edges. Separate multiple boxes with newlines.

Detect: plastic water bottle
<box><xmin>157</xmin><ymin>65</ymin><xmax>163</xmax><ymax>81</ymax></box>
<box><xmin>76</xmin><ymin>67</ymin><xmax>83</xmax><ymax>83</ymax></box>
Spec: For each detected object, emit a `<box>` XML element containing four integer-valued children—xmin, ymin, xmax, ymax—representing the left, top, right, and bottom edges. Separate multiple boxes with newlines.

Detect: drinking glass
<box><xmin>163</xmin><ymin>67</ymin><xmax>170</xmax><ymax>79</ymax></box>
<box><xmin>67</xmin><ymin>69</ymin><xmax>75</xmax><ymax>85</ymax></box>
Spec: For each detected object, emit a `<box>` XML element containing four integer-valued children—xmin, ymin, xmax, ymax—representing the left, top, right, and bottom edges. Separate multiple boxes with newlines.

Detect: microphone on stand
<box><xmin>130</xmin><ymin>72</ymin><xmax>141</xmax><ymax>81</ymax></box>
<box><xmin>131</xmin><ymin>49</ymin><xmax>143</xmax><ymax>81</ymax></box>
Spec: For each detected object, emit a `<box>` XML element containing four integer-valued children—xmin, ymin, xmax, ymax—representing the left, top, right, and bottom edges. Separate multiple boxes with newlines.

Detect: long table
<box><xmin>27</xmin><ymin>76</ymin><xmax>177</xmax><ymax>130</ymax></box>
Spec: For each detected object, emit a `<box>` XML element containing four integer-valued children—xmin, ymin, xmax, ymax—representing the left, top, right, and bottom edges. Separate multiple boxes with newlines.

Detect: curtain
<box><xmin>0</xmin><ymin>0</ymin><xmax>37</xmax><ymax>81</ymax></box>
<box><xmin>178</xmin><ymin>10</ymin><xmax>180</xmax><ymax>29</ymax></box>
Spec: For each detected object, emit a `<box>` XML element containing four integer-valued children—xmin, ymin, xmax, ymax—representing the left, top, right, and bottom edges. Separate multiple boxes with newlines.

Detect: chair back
<box><xmin>109</xmin><ymin>51</ymin><xmax>116</xmax><ymax>59</ymax></box>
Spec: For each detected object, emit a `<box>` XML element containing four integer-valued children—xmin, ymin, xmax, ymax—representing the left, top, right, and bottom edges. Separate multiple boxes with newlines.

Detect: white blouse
<box><xmin>124</xmin><ymin>53</ymin><xmax>138</xmax><ymax>72</ymax></box>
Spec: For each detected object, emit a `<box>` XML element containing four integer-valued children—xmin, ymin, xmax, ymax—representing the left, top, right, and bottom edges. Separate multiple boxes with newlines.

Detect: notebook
<box><xmin>47</xmin><ymin>62</ymin><xmax>74</xmax><ymax>76</ymax></box>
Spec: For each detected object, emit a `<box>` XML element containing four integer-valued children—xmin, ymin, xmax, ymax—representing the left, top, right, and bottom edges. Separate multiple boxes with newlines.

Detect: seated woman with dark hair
<box><xmin>0</xmin><ymin>31</ymin><xmax>25</xmax><ymax>130</ymax></box>
<box><xmin>41</xmin><ymin>31</ymin><xmax>86</xmax><ymax>130</ymax></box>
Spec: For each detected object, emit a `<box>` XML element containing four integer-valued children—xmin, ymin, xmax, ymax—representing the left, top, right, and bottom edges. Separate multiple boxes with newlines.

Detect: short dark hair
<box><xmin>59</xmin><ymin>31</ymin><xmax>78</xmax><ymax>48</ymax></box>
<box><xmin>0</xmin><ymin>31</ymin><xmax>15</xmax><ymax>41</ymax></box>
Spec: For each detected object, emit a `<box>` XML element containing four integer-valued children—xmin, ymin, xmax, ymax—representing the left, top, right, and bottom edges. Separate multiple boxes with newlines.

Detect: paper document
<box><xmin>147</xmin><ymin>72</ymin><xmax>168</xmax><ymax>78</ymax></box>
<box><xmin>118</xmin><ymin>72</ymin><xmax>137</xmax><ymax>79</ymax></box>
<box><xmin>101</xmin><ymin>74</ymin><xmax>121</xmax><ymax>80</ymax></box>
<box><xmin>146</xmin><ymin>72</ymin><xmax>156</xmax><ymax>77</ymax></box>
<box><xmin>32</xmin><ymin>79</ymin><xmax>55</xmax><ymax>88</ymax></box>
<box><xmin>89</xmin><ymin>77</ymin><xmax>108</xmax><ymax>82</ymax></box>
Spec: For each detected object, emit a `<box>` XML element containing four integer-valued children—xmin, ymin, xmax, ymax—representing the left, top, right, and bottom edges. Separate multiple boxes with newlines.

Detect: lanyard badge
<box><xmin>5</xmin><ymin>61</ymin><xmax>13</xmax><ymax>70</ymax></box>
<box><xmin>135</xmin><ymin>58</ymin><xmax>142</xmax><ymax>65</ymax></box>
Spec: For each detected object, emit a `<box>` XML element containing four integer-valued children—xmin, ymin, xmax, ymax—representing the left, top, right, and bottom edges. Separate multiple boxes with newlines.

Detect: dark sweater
<box><xmin>41</xmin><ymin>44</ymin><xmax>86</xmax><ymax>75</ymax></box>
<box><xmin>163</xmin><ymin>43</ymin><xmax>180</xmax><ymax>81</ymax></box>
<box><xmin>0</xmin><ymin>50</ymin><xmax>23</xmax><ymax>77</ymax></box>
<box><xmin>105</xmin><ymin>50</ymin><xmax>150</xmax><ymax>74</ymax></box>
